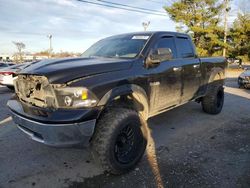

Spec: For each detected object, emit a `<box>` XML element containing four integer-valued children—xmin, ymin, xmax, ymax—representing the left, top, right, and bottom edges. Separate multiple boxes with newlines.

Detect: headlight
<box><xmin>54</xmin><ymin>87</ymin><xmax>98</xmax><ymax>108</ymax></box>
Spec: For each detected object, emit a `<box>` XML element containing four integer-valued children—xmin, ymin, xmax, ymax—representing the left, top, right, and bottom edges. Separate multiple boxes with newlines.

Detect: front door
<box><xmin>148</xmin><ymin>36</ymin><xmax>183</xmax><ymax>113</ymax></box>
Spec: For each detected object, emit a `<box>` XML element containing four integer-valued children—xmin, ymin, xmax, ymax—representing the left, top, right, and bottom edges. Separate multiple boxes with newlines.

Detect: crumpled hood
<box><xmin>20</xmin><ymin>57</ymin><xmax>133</xmax><ymax>83</ymax></box>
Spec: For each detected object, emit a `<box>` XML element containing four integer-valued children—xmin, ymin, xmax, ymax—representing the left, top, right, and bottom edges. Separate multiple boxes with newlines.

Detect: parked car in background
<box><xmin>238</xmin><ymin>68</ymin><xmax>250</xmax><ymax>89</ymax></box>
<box><xmin>0</xmin><ymin>61</ymin><xmax>9</xmax><ymax>69</ymax></box>
<box><xmin>227</xmin><ymin>58</ymin><xmax>240</xmax><ymax>64</ymax></box>
<box><xmin>0</xmin><ymin>62</ymin><xmax>39</xmax><ymax>89</ymax></box>
<box><xmin>0</xmin><ymin>61</ymin><xmax>7</xmax><ymax>68</ymax></box>
<box><xmin>0</xmin><ymin>64</ymin><xmax>26</xmax><ymax>89</ymax></box>
<box><xmin>8</xmin><ymin>63</ymin><xmax>15</xmax><ymax>66</ymax></box>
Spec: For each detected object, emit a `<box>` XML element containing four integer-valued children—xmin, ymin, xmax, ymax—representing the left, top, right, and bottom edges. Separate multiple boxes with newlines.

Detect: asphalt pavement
<box><xmin>0</xmin><ymin>73</ymin><xmax>249</xmax><ymax>188</ymax></box>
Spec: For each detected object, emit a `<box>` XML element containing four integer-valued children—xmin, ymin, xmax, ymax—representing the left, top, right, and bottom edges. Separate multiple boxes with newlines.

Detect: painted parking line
<box><xmin>224</xmin><ymin>86</ymin><xmax>250</xmax><ymax>100</ymax></box>
<box><xmin>0</xmin><ymin>116</ymin><xmax>12</xmax><ymax>125</ymax></box>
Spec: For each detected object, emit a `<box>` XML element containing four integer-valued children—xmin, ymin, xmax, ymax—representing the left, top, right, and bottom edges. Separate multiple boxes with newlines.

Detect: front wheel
<box><xmin>91</xmin><ymin>108</ymin><xmax>147</xmax><ymax>174</ymax></box>
<box><xmin>201</xmin><ymin>84</ymin><xmax>224</xmax><ymax>114</ymax></box>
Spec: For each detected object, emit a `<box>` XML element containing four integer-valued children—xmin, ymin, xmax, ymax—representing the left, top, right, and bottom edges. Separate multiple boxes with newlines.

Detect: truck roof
<box><xmin>112</xmin><ymin>31</ymin><xmax>190</xmax><ymax>38</ymax></box>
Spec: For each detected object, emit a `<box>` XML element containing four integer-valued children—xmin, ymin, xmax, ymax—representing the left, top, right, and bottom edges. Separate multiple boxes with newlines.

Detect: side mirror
<box><xmin>147</xmin><ymin>48</ymin><xmax>173</xmax><ymax>66</ymax></box>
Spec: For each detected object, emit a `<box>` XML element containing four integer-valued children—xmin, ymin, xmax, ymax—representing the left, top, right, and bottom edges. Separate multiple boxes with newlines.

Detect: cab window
<box><xmin>176</xmin><ymin>37</ymin><xmax>195</xmax><ymax>58</ymax></box>
<box><xmin>155</xmin><ymin>37</ymin><xmax>177</xmax><ymax>59</ymax></box>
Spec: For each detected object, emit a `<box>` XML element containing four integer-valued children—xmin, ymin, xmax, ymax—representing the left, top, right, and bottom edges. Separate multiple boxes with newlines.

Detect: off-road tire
<box><xmin>202</xmin><ymin>84</ymin><xmax>224</xmax><ymax>114</ymax></box>
<box><xmin>91</xmin><ymin>108</ymin><xmax>147</xmax><ymax>174</ymax></box>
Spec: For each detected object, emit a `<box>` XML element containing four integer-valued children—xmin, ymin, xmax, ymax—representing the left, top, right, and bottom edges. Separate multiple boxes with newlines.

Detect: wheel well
<box><xmin>106</xmin><ymin>94</ymin><xmax>135</xmax><ymax>108</ymax></box>
<box><xmin>214</xmin><ymin>72</ymin><xmax>225</xmax><ymax>85</ymax></box>
<box><xmin>215</xmin><ymin>72</ymin><xmax>224</xmax><ymax>80</ymax></box>
<box><xmin>98</xmin><ymin>93</ymin><xmax>148</xmax><ymax>121</ymax></box>
<box><xmin>209</xmin><ymin>70</ymin><xmax>225</xmax><ymax>83</ymax></box>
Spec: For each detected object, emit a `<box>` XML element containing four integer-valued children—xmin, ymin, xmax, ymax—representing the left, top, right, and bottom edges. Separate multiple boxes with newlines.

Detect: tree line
<box><xmin>165</xmin><ymin>0</ymin><xmax>250</xmax><ymax>61</ymax></box>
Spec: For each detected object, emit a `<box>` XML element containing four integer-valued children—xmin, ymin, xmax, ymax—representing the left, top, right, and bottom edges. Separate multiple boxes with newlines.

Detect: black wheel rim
<box><xmin>217</xmin><ymin>89</ymin><xmax>224</xmax><ymax>108</ymax></box>
<box><xmin>114</xmin><ymin>123</ymin><xmax>142</xmax><ymax>164</ymax></box>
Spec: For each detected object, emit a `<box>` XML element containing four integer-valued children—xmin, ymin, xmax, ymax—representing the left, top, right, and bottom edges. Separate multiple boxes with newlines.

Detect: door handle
<box><xmin>193</xmin><ymin>64</ymin><xmax>200</xmax><ymax>68</ymax></box>
<box><xmin>150</xmin><ymin>81</ymin><xmax>160</xmax><ymax>86</ymax></box>
<box><xmin>173</xmin><ymin>67</ymin><xmax>182</xmax><ymax>71</ymax></box>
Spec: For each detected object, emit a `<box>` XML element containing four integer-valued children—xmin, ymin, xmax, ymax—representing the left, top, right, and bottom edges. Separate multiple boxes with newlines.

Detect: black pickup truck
<box><xmin>8</xmin><ymin>31</ymin><xmax>227</xmax><ymax>174</ymax></box>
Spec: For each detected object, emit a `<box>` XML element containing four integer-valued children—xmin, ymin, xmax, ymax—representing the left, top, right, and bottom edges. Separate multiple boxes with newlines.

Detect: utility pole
<box><xmin>47</xmin><ymin>34</ymin><xmax>52</xmax><ymax>58</ymax></box>
<box><xmin>223</xmin><ymin>0</ymin><xmax>229</xmax><ymax>57</ymax></box>
<box><xmin>142</xmin><ymin>21</ymin><xmax>150</xmax><ymax>31</ymax></box>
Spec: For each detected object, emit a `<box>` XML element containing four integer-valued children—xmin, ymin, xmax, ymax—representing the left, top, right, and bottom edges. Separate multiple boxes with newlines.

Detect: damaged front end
<box><xmin>14</xmin><ymin>74</ymin><xmax>98</xmax><ymax>109</ymax></box>
<box><xmin>14</xmin><ymin>75</ymin><xmax>58</xmax><ymax>108</ymax></box>
<box><xmin>9</xmin><ymin>74</ymin><xmax>99</xmax><ymax>146</ymax></box>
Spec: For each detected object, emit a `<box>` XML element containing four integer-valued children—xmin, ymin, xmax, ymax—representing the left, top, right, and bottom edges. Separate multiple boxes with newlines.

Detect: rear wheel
<box><xmin>202</xmin><ymin>84</ymin><xmax>224</xmax><ymax>114</ymax></box>
<box><xmin>91</xmin><ymin>108</ymin><xmax>147</xmax><ymax>174</ymax></box>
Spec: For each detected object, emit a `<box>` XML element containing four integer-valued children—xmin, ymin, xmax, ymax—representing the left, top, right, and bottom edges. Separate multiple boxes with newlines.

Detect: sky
<box><xmin>0</xmin><ymin>0</ymin><xmax>243</xmax><ymax>55</ymax></box>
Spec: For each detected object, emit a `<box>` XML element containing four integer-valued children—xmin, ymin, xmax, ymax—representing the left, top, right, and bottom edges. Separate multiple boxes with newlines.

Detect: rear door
<box><xmin>175</xmin><ymin>37</ymin><xmax>201</xmax><ymax>102</ymax></box>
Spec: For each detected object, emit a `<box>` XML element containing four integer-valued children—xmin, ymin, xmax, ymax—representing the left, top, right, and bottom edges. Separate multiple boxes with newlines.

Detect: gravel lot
<box><xmin>0</xmin><ymin>71</ymin><xmax>249</xmax><ymax>188</ymax></box>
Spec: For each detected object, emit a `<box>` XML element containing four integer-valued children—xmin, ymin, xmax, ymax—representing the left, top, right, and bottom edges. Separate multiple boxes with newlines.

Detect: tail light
<box><xmin>0</xmin><ymin>72</ymin><xmax>14</xmax><ymax>76</ymax></box>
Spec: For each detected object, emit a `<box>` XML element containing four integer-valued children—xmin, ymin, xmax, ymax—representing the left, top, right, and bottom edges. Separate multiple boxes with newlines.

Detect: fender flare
<box><xmin>208</xmin><ymin>67</ymin><xmax>225</xmax><ymax>83</ymax></box>
<box><xmin>97</xmin><ymin>84</ymin><xmax>149</xmax><ymax>120</ymax></box>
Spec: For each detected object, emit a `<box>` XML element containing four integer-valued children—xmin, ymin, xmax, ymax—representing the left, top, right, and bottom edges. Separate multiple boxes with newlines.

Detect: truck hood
<box><xmin>20</xmin><ymin>57</ymin><xmax>133</xmax><ymax>83</ymax></box>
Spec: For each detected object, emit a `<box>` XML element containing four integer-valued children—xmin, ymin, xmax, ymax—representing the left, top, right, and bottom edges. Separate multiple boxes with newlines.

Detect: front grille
<box><xmin>14</xmin><ymin>75</ymin><xmax>56</xmax><ymax>108</ymax></box>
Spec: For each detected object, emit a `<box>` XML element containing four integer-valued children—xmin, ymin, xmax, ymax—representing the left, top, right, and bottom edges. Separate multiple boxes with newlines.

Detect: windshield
<box><xmin>82</xmin><ymin>34</ymin><xmax>151</xmax><ymax>59</ymax></box>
